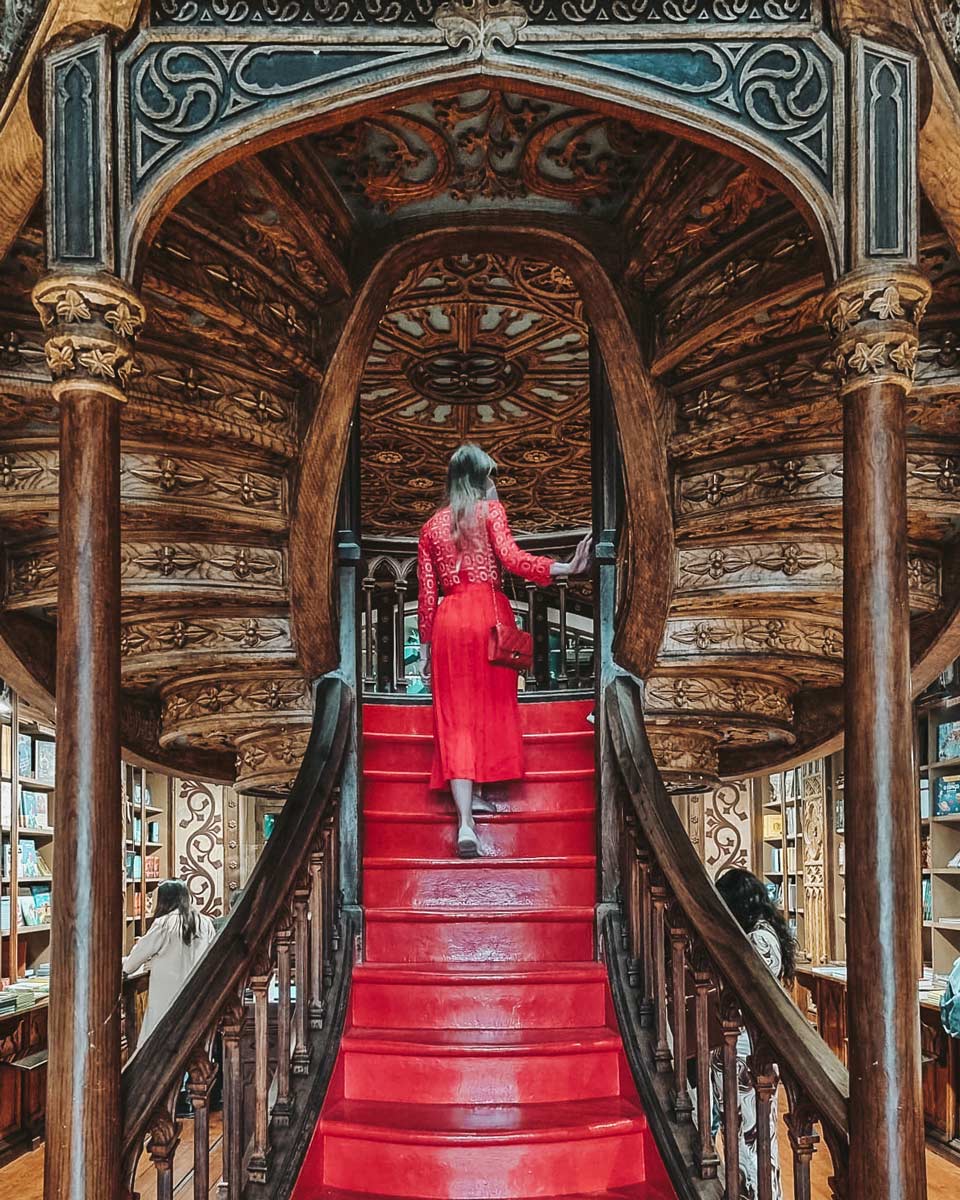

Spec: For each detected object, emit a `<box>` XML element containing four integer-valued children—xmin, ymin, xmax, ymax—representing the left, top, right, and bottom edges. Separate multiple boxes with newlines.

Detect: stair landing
<box><xmin>292</xmin><ymin>699</ymin><xmax>673</xmax><ymax>1200</ymax></box>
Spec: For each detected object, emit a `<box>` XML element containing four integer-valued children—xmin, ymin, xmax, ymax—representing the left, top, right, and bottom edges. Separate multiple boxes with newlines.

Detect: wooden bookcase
<box><xmin>917</xmin><ymin>692</ymin><xmax>960</xmax><ymax>975</ymax></box>
<box><xmin>1</xmin><ymin>683</ymin><xmax>173</xmax><ymax>978</ymax></box>
<box><xmin>755</xmin><ymin>763</ymin><xmax>805</xmax><ymax>947</ymax></box>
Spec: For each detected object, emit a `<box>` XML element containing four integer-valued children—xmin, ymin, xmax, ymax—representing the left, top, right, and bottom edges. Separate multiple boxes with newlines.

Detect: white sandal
<box><xmin>471</xmin><ymin>789</ymin><xmax>498</xmax><ymax>815</ymax></box>
<box><xmin>457</xmin><ymin>827</ymin><xmax>481</xmax><ymax>858</ymax></box>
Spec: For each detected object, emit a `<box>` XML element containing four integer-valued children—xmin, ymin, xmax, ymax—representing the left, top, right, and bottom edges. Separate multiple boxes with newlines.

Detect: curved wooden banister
<box><xmin>120</xmin><ymin>674</ymin><xmax>354</xmax><ymax>1195</ymax></box>
<box><xmin>605</xmin><ymin>673</ymin><xmax>849</xmax><ymax>1196</ymax></box>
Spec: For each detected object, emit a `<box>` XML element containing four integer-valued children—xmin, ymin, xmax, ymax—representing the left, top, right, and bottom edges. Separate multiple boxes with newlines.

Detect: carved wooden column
<box><xmin>824</xmin><ymin>265</ymin><xmax>929</xmax><ymax>1200</ymax></box>
<box><xmin>32</xmin><ymin>274</ymin><xmax>143</xmax><ymax>1200</ymax></box>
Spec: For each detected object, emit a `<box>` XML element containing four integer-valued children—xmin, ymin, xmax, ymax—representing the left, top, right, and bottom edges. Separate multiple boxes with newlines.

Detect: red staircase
<box><xmin>292</xmin><ymin>699</ymin><xmax>674</xmax><ymax>1200</ymax></box>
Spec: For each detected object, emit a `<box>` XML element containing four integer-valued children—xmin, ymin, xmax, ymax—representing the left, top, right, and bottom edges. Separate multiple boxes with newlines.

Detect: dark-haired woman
<box><xmin>122</xmin><ymin>879</ymin><xmax>217</xmax><ymax>1047</ymax></box>
<box><xmin>418</xmin><ymin>443</ymin><xmax>591</xmax><ymax>857</ymax></box>
<box><xmin>711</xmin><ymin>867</ymin><xmax>797</xmax><ymax>1200</ymax></box>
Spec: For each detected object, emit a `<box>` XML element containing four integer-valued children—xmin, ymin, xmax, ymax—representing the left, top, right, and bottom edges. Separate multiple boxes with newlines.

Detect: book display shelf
<box><xmin>917</xmin><ymin>689</ymin><xmax>960</xmax><ymax>975</ymax></box>
<box><xmin>123</xmin><ymin>765</ymin><xmax>171</xmax><ymax>954</ymax></box>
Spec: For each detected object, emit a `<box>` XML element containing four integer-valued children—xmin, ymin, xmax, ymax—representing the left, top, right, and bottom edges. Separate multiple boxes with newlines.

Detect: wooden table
<box><xmin>796</xmin><ymin>965</ymin><xmax>960</xmax><ymax>1162</ymax></box>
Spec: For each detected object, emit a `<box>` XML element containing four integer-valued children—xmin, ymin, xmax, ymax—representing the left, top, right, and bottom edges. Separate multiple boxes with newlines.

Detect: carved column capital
<box><xmin>821</xmin><ymin>266</ymin><xmax>930</xmax><ymax>394</ymax></box>
<box><xmin>31</xmin><ymin>273</ymin><xmax>145</xmax><ymax>403</ymax></box>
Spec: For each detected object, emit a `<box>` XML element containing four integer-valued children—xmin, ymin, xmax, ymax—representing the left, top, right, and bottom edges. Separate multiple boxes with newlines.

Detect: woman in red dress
<box><xmin>417</xmin><ymin>444</ymin><xmax>592</xmax><ymax>857</ymax></box>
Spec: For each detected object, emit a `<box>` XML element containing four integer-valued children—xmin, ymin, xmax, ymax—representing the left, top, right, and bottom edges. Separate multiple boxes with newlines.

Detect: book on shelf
<box><xmin>948</xmin><ymin>848</ymin><xmax>960</xmax><ymax>869</ymax></box>
<box><xmin>16</xmin><ymin>733</ymin><xmax>32</xmax><ymax>779</ymax></box>
<box><xmin>19</xmin><ymin>790</ymin><xmax>48</xmax><ymax>829</ymax></box>
<box><xmin>29</xmin><ymin>885</ymin><xmax>51</xmax><ymax>925</ymax></box>
<box><xmin>17</xmin><ymin>838</ymin><xmax>40</xmax><ymax>878</ymax></box>
<box><xmin>18</xmin><ymin>894</ymin><xmax>38</xmax><ymax>926</ymax></box>
<box><xmin>763</xmin><ymin>812</ymin><xmax>783</xmax><ymax>839</ymax></box>
<box><xmin>787</xmin><ymin>880</ymin><xmax>798</xmax><ymax>910</ymax></box>
<box><xmin>765</xmin><ymin>881</ymin><xmax>782</xmax><ymax>906</ymax></box>
<box><xmin>920</xmin><ymin>778</ymin><xmax>931</xmax><ymax>820</ymax></box>
<box><xmin>132</xmin><ymin>815</ymin><xmax>142</xmax><ymax>843</ymax></box>
<box><xmin>147</xmin><ymin>819</ymin><xmax>160</xmax><ymax>844</ymax></box>
<box><xmin>125</xmin><ymin>851</ymin><xmax>134</xmax><ymax>881</ymax></box>
<box><xmin>132</xmin><ymin>889</ymin><xmax>143</xmax><ymax>918</ymax></box>
<box><xmin>34</xmin><ymin>740</ymin><xmax>55</xmax><ymax>785</ymax></box>
<box><xmin>0</xmin><ymin>896</ymin><xmax>9</xmax><ymax>935</ymax></box>
<box><xmin>922</xmin><ymin>876</ymin><xmax>933</xmax><ymax>921</ymax></box>
<box><xmin>785</xmin><ymin>806</ymin><xmax>798</xmax><ymax>838</ymax></box>
<box><xmin>838</xmin><ymin>842</ymin><xmax>845</xmax><ymax>872</ymax></box>
<box><xmin>935</xmin><ymin>774</ymin><xmax>960</xmax><ymax>816</ymax></box>
<box><xmin>132</xmin><ymin>854</ymin><xmax>142</xmax><ymax>883</ymax></box>
<box><xmin>1</xmin><ymin>781</ymin><xmax>10</xmax><ymax>827</ymax></box>
<box><xmin>769</xmin><ymin>846</ymin><xmax>783</xmax><ymax>873</ymax></box>
<box><xmin>938</xmin><ymin>719</ymin><xmax>960</xmax><ymax>762</ymax></box>
<box><xmin>144</xmin><ymin>854</ymin><xmax>160</xmax><ymax>881</ymax></box>
<box><xmin>786</xmin><ymin>846</ymin><xmax>797</xmax><ymax>874</ymax></box>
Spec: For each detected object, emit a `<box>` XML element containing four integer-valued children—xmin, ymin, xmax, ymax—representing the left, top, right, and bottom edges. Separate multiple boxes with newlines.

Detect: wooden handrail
<box><xmin>120</xmin><ymin>675</ymin><xmax>353</xmax><ymax>1188</ymax></box>
<box><xmin>605</xmin><ymin>674</ymin><xmax>849</xmax><ymax>1195</ymax></box>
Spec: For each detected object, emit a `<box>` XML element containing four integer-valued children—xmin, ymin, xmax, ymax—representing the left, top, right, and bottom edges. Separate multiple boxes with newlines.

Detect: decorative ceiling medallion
<box><xmin>407</xmin><ymin>346</ymin><xmax>523</xmax><ymax>403</ymax></box>
<box><xmin>360</xmin><ymin>253</ymin><xmax>591</xmax><ymax>536</ymax></box>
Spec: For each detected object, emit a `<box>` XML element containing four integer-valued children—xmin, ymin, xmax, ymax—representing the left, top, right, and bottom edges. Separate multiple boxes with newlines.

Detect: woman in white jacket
<box><xmin>123</xmin><ymin>879</ymin><xmax>217</xmax><ymax>1048</ymax></box>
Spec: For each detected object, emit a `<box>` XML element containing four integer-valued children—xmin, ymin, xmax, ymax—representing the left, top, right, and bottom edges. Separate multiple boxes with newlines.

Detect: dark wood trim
<box><xmin>120</xmin><ymin>675</ymin><xmax>353</xmax><ymax>1159</ymax></box>
<box><xmin>605</xmin><ymin>674</ymin><xmax>849</xmax><ymax>1134</ymax></box>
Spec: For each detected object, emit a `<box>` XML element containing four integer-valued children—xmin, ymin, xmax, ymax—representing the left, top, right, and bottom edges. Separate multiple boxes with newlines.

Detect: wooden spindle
<box><xmin>247</xmin><ymin>973</ymin><xmax>272</xmax><ymax>1183</ymax></box>
<box><xmin>330</xmin><ymin>809</ymin><xmax>341</xmax><ymax>951</ymax></box>
<box><xmin>784</xmin><ymin>1091</ymin><xmax>820</xmax><ymax>1200</ymax></box>
<box><xmin>219</xmin><ymin>1002</ymin><xmax>244</xmax><ymax>1200</ymax></box>
<box><xmin>751</xmin><ymin>1051</ymin><xmax>778</xmax><ymax>1200</ymax></box>
<box><xmin>362</xmin><ymin>577</ymin><xmax>375</xmax><ymax>686</ymax></box>
<box><xmin>293</xmin><ymin>886</ymin><xmax>313</xmax><ymax>1075</ymax></box>
<box><xmin>309</xmin><ymin>844</ymin><xmax>325</xmax><ymax>1028</ymax></box>
<box><xmin>556</xmin><ymin>579</ymin><xmax>569</xmax><ymax>685</ymax></box>
<box><xmin>668</xmin><ymin>908</ymin><xmax>692</xmax><ymax>1122</ymax></box>
<box><xmin>651</xmin><ymin>880</ymin><xmax>671</xmax><ymax>1072</ymax></box>
<box><xmin>146</xmin><ymin>1111</ymin><xmax>179</xmax><ymax>1200</ymax></box>
<box><xmin>720</xmin><ymin>992</ymin><xmax>743</xmax><ymax>1200</ymax></box>
<box><xmin>273</xmin><ymin>924</ymin><xmax>295</xmax><ymax>1125</ymax></box>
<box><xmin>187</xmin><ymin>1046</ymin><xmax>218</xmax><ymax>1200</ymax></box>
<box><xmin>627</xmin><ymin>837</ymin><xmax>641</xmax><ymax>986</ymax></box>
<box><xmin>637</xmin><ymin>844</ymin><xmax>655</xmax><ymax>1029</ymax></box>
<box><xmin>395</xmin><ymin>576</ymin><xmax>408</xmax><ymax>692</ymax></box>
<box><xmin>692</xmin><ymin>958</ymin><xmax>720</xmax><ymax>1179</ymax></box>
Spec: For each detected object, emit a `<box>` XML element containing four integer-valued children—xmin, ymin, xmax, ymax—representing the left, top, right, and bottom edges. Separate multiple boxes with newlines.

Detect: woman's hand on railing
<box><xmin>550</xmin><ymin>534</ymin><xmax>593</xmax><ymax>578</ymax></box>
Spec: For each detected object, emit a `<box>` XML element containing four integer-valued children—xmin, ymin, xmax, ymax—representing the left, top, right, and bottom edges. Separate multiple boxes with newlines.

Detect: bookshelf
<box><xmin>826</xmin><ymin>752</ymin><xmax>846</xmax><ymax>963</ymax></box>
<box><xmin>756</xmin><ymin>764</ymin><xmax>804</xmax><ymax>946</ymax></box>
<box><xmin>1</xmin><ymin>683</ymin><xmax>173</xmax><ymax>978</ymax></box>
<box><xmin>917</xmin><ymin>691</ymin><xmax>960</xmax><ymax>975</ymax></box>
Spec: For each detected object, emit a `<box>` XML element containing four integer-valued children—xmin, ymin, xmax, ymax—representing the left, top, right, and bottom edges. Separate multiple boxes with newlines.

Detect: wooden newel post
<box><xmin>823</xmin><ymin>266</ymin><xmax>930</xmax><ymax>1200</ymax></box>
<box><xmin>32</xmin><ymin>275</ymin><xmax>144</xmax><ymax>1200</ymax></box>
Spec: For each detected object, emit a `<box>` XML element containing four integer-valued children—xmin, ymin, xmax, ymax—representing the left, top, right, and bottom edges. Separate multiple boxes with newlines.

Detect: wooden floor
<box><xmin>0</xmin><ymin>1104</ymin><xmax>957</xmax><ymax>1197</ymax></box>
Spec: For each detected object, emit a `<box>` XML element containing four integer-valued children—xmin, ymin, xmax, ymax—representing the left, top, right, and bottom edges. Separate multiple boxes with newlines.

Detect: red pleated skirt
<box><xmin>429</xmin><ymin>582</ymin><xmax>525</xmax><ymax>790</ymax></box>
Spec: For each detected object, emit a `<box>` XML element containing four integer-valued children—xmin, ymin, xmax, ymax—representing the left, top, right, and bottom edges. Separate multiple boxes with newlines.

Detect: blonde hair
<box><xmin>447</xmin><ymin>443</ymin><xmax>496</xmax><ymax>549</ymax></box>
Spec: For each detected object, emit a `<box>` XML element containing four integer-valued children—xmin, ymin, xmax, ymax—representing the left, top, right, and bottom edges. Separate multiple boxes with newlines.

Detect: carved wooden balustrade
<box><xmin>360</xmin><ymin>532</ymin><xmax>594</xmax><ymax>695</ymax></box>
<box><xmin>119</xmin><ymin>677</ymin><xmax>355</xmax><ymax>1200</ymax></box>
<box><xmin>604</xmin><ymin>675</ymin><xmax>850</xmax><ymax>1200</ymax></box>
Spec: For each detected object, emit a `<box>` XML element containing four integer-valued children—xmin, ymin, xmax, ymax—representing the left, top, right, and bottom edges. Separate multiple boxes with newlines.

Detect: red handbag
<box><xmin>487</xmin><ymin>580</ymin><xmax>533</xmax><ymax>672</ymax></box>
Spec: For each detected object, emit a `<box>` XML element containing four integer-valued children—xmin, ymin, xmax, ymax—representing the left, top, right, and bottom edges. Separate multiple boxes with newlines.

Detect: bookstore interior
<box><xmin>4</xmin><ymin>658</ymin><xmax>960</xmax><ymax>1165</ymax></box>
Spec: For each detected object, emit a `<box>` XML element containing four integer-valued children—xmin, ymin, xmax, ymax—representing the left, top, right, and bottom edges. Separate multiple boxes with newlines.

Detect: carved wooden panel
<box><xmin>685</xmin><ymin>781</ymin><xmax>753</xmax><ymax>879</ymax></box>
<box><xmin>160</xmin><ymin>670</ymin><xmax>310</xmax><ymax>750</ymax></box>
<box><xmin>800</xmin><ymin>764</ymin><xmax>829</xmax><ymax>965</ymax></box>
<box><xmin>5</xmin><ymin>540</ymin><xmax>288</xmax><ymax>609</ymax></box>
<box><xmin>174</xmin><ymin>778</ymin><xmax>225</xmax><ymax>918</ymax></box>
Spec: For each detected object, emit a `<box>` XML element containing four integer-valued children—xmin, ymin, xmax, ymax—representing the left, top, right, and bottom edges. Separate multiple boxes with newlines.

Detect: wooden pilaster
<box><xmin>32</xmin><ymin>274</ymin><xmax>144</xmax><ymax>1200</ymax></box>
<box><xmin>825</xmin><ymin>266</ymin><xmax>930</xmax><ymax>1200</ymax></box>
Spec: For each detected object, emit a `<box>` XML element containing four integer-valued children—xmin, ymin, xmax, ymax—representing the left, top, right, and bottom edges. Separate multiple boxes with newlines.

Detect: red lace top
<box><xmin>417</xmin><ymin>501</ymin><xmax>555</xmax><ymax>643</ymax></box>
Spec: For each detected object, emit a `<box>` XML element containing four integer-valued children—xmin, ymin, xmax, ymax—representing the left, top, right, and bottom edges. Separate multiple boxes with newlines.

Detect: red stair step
<box><xmin>308</xmin><ymin>1187</ymin><xmax>673</xmax><ymax>1200</ymax></box>
<box><xmin>363</xmin><ymin>907</ymin><xmax>596</xmax><ymax>964</ymax></box>
<box><xmin>362</xmin><ymin>769</ymin><xmax>595</xmax><ymax>816</ymax></box>
<box><xmin>363</xmin><ymin>856</ymin><xmax>596</xmax><ymax>909</ymax></box>
<box><xmin>364</xmin><ymin>729</ymin><xmax>594</xmax><ymax>774</ymax></box>
<box><xmin>349</xmin><ymin>962</ymin><xmax>609</xmax><ymax>1030</ymax></box>
<box><xmin>363</xmin><ymin>699</ymin><xmax>594</xmax><ymax>737</ymax></box>
<box><xmin>363</xmin><ymin>809</ymin><xmax>596</xmax><ymax>859</ymax></box>
<box><xmin>341</xmin><ymin>1026</ymin><xmax>623</xmax><ymax>1104</ymax></box>
<box><xmin>318</xmin><ymin>1097</ymin><xmax>648</xmax><ymax>1198</ymax></box>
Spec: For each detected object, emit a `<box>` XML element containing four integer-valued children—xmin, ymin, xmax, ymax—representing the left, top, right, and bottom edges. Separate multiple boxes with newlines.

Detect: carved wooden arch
<box><xmin>290</xmin><ymin>223</ymin><xmax>674</xmax><ymax>681</ymax></box>
<box><xmin>116</xmin><ymin>39</ymin><xmax>845</xmax><ymax>280</ymax></box>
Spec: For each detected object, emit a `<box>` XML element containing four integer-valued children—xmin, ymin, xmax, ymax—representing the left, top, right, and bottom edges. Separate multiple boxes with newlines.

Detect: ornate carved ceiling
<box><xmin>359</xmin><ymin>252</ymin><xmax>591</xmax><ymax>535</ymax></box>
<box><xmin>2</xmin><ymin>83</ymin><xmax>960</xmax><ymax>787</ymax></box>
